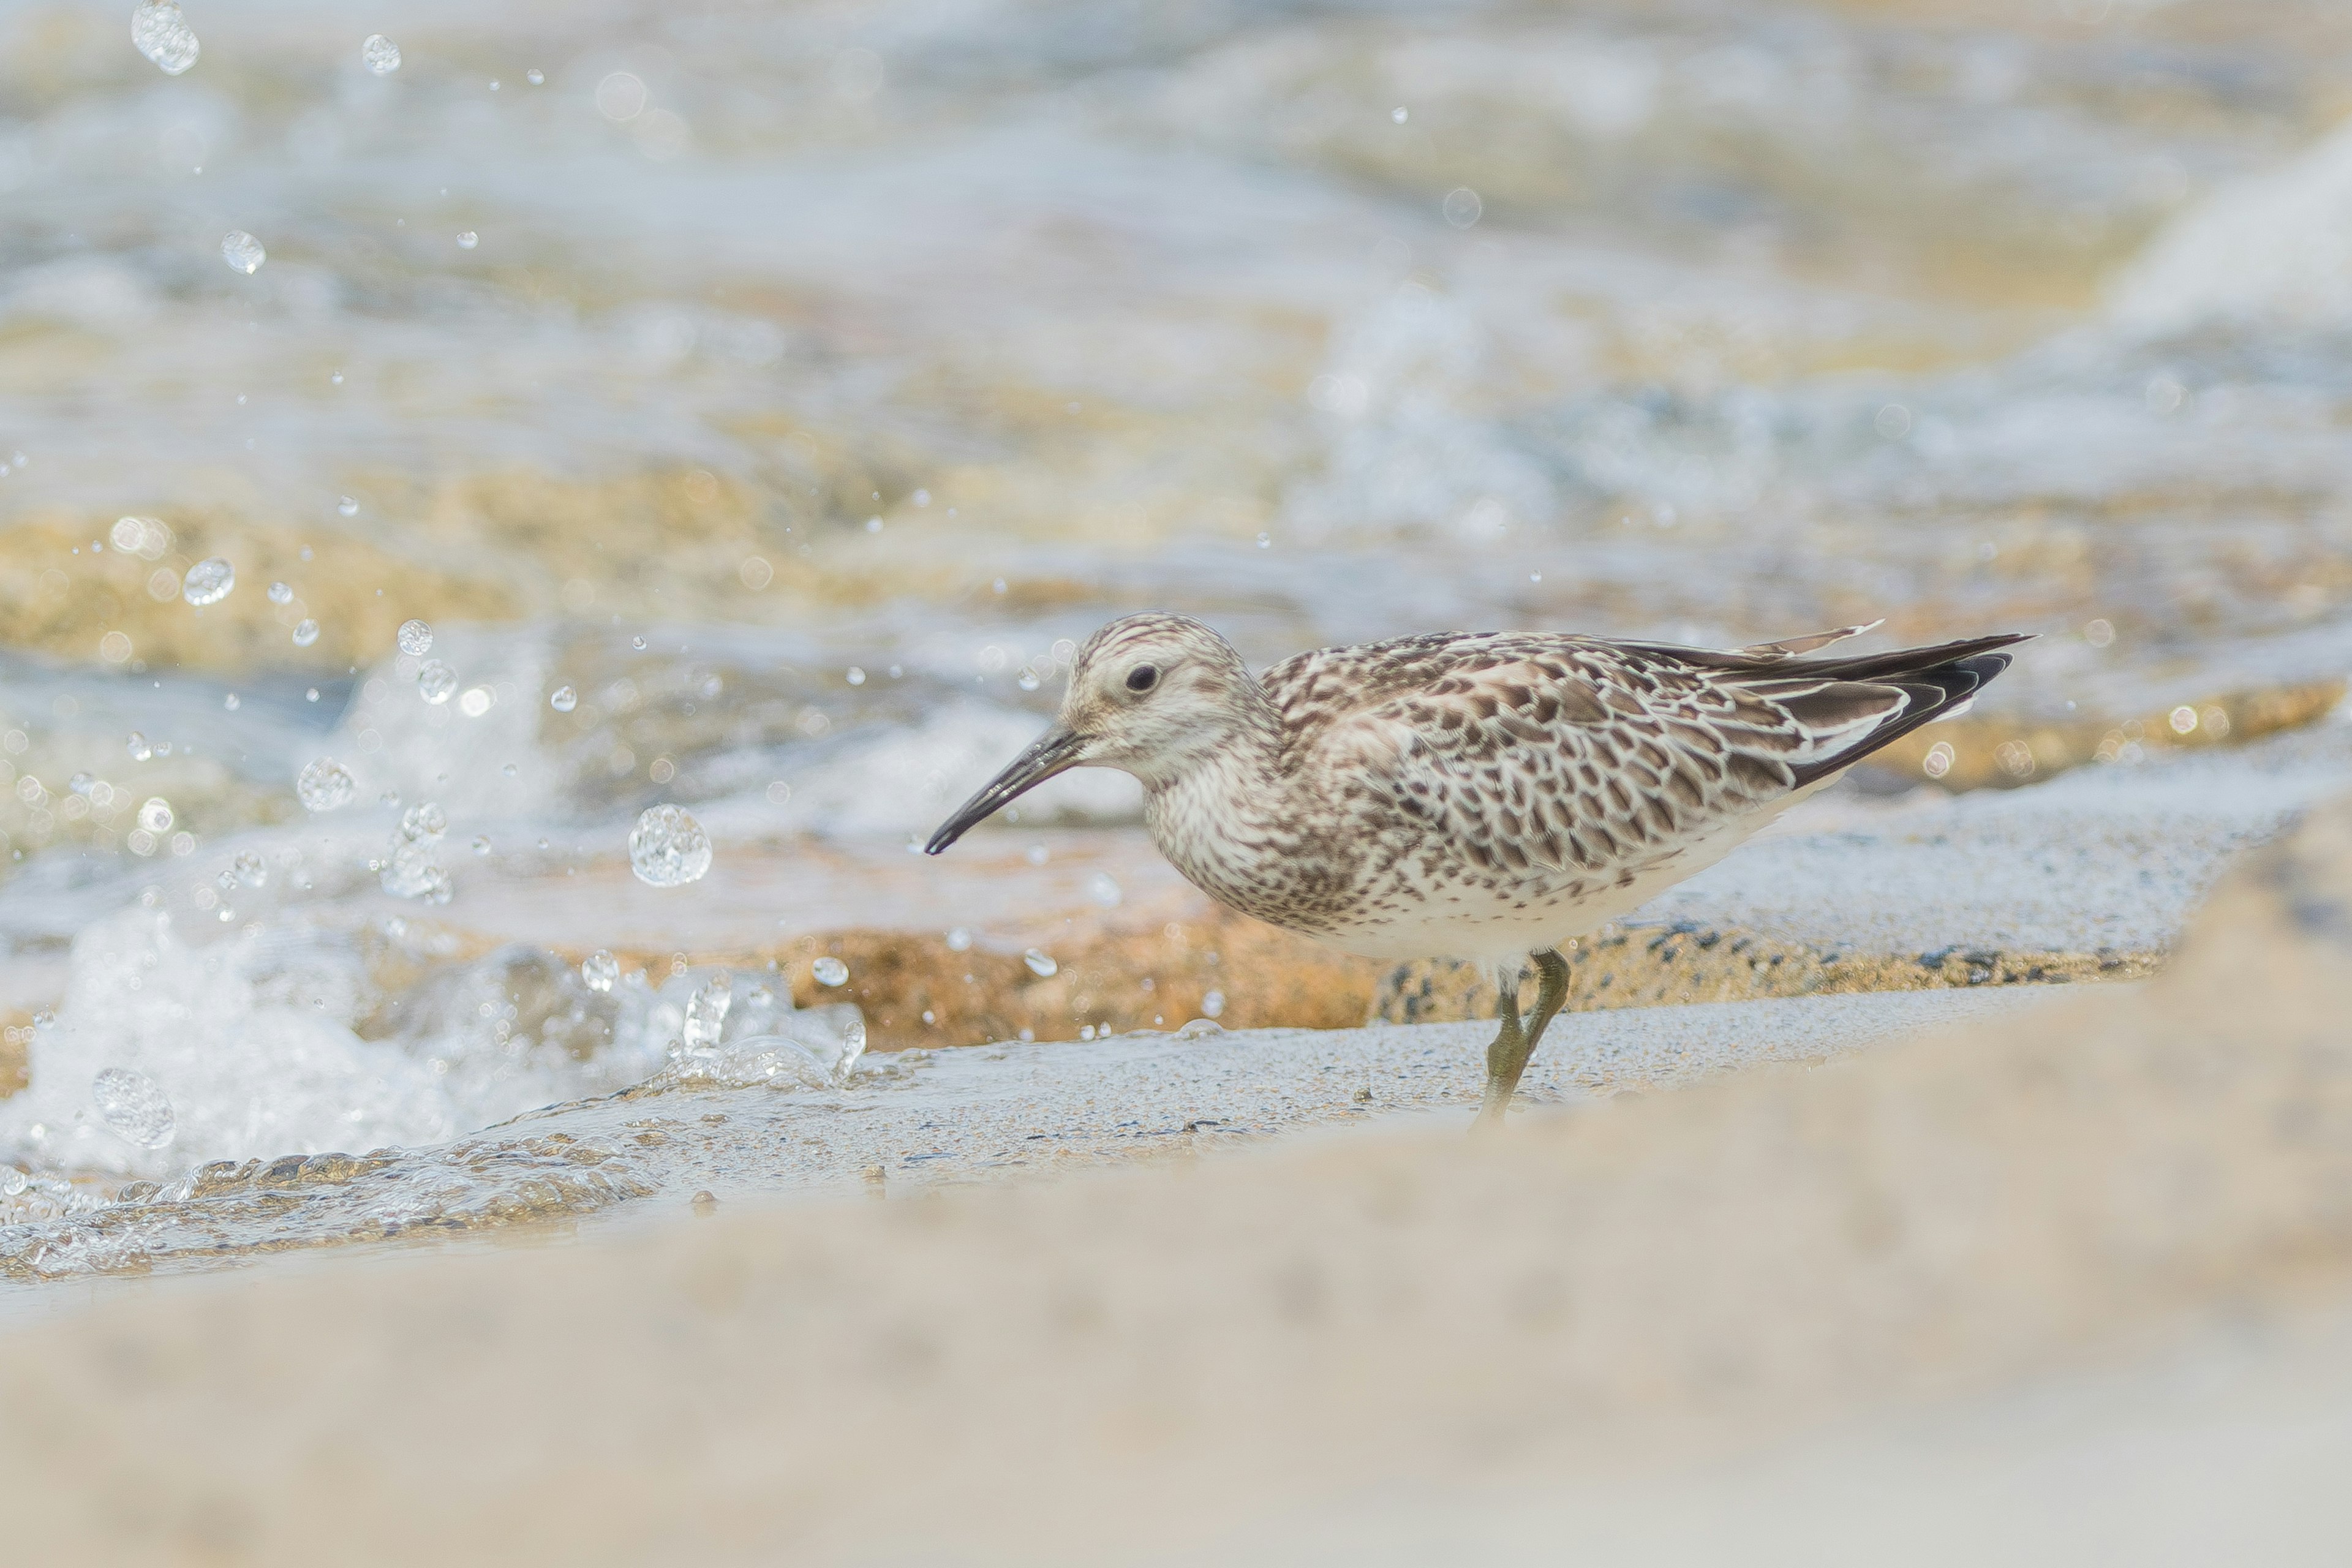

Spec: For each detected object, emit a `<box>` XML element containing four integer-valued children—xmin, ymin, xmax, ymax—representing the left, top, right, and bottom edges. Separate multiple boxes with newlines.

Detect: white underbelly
<box><xmin>1308</xmin><ymin>795</ymin><xmax>1812</xmax><ymax>967</ymax></box>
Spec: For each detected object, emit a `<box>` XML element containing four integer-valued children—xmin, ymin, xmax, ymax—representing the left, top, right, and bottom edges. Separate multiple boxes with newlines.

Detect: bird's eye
<box><xmin>1126</xmin><ymin>664</ymin><xmax>1159</xmax><ymax>693</ymax></box>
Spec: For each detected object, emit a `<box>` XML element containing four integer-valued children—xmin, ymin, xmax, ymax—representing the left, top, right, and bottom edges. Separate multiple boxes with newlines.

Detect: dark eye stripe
<box><xmin>1126</xmin><ymin>665</ymin><xmax>1159</xmax><ymax>692</ymax></box>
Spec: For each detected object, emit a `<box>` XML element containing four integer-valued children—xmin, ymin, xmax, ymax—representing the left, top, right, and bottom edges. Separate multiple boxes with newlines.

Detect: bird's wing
<box><xmin>1283</xmin><ymin>631</ymin><xmax>2019</xmax><ymax>880</ymax></box>
<box><xmin>1739</xmin><ymin>620</ymin><xmax>1883</xmax><ymax>658</ymax></box>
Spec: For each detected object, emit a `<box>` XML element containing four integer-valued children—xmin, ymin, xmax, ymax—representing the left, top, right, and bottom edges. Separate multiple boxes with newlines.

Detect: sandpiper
<box><xmin>929</xmin><ymin>614</ymin><xmax>2026</xmax><ymax>1126</ymax></box>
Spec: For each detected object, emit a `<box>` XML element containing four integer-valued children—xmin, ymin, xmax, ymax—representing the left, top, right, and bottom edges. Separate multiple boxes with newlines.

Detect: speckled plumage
<box><xmin>1079</xmin><ymin>614</ymin><xmax>2022</xmax><ymax>966</ymax></box>
<box><xmin>928</xmin><ymin>612</ymin><xmax>2025</xmax><ymax>1120</ymax></box>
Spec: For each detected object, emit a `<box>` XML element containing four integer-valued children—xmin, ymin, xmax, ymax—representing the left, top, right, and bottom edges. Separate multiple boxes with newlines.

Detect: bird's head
<box><xmin>925</xmin><ymin>612</ymin><xmax>1257</xmax><ymax>854</ymax></box>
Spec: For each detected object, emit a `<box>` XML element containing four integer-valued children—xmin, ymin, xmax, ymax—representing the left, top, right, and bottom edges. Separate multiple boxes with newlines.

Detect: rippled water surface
<box><xmin>5</xmin><ymin>0</ymin><xmax>2352</xmax><ymax>1272</ymax></box>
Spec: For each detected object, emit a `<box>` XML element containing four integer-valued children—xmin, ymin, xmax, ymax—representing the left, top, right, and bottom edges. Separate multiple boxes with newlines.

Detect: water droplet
<box><xmin>581</xmin><ymin>950</ymin><xmax>619</xmax><ymax>992</ymax></box>
<box><xmin>1023</xmin><ymin>948</ymin><xmax>1057</xmax><ymax>978</ymax></box>
<box><xmin>813</xmin><ymin>956</ymin><xmax>849</xmax><ymax>987</ymax></box>
<box><xmin>380</xmin><ymin>803</ymin><xmax>450</xmax><ymax>899</ymax></box>
<box><xmin>137</xmin><ymin>797</ymin><xmax>173</xmax><ymax>832</ymax></box>
<box><xmin>220</xmin><ymin>230</ymin><xmax>265</xmax><ymax>275</ymax></box>
<box><xmin>1087</xmin><ymin>872</ymin><xmax>1122</xmax><ymax>908</ymax></box>
<box><xmin>526</xmin><ymin>68</ymin><xmax>544</xmax><ymax>86</ymax></box>
<box><xmin>1201</xmin><ymin>989</ymin><xmax>1225</xmax><ymax>1019</ymax></box>
<box><xmin>1392</xmin><ymin>105</ymin><xmax>1408</xmax><ymax>123</ymax></box>
<box><xmin>181</xmin><ymin>557</ymin><xmax>234</xmax><ymax>605</ymax></box>
<box><xmin>296</xmin><ymin>756</ymin><xmax>355</xmax><ymax>811</ymax></box>
<box><xmin>631</xmin><ymin>635</ymin><xmax>647</xmax><ymax>650</ymax></box>
<box><xmin>131</xmin><ymin>1</ymin><xmax>199</xmax><ymax>75</ymax></box>
<box><xmin>416</xmin><ymin>660</ymin><xmax>457</xmax><ymax>704</ymax></box>
<box><xmin>682</xmin><ymin>976</ymin><xmax>732</xmax><ymax>1051</ymax></box>
<box><xmin>92</xmin><ymin>1068</ymin><xmax>175</xmax><ymax>1149</ymax></box>
<box><xmin>396</xmin><ymin>618</ymin><xmax>433</xmax><ymax>655</ymax></box>
<box><xmin>337</xmin><ymin>496</ymin><xmax>359</xmax><ymax>516</ymax></box>
<box><xmin>361</xmin><ymin>32</ymin><xmax>401</xmax><ymax>75</ymax></box>
<box><xmin>232</xmin><ymin>851</ymin><xmax>266</xmax><ymax>888</ymax></box>
<box><xmin>945</xmin><ymin>927</ymin><xmax>972</xmax><ymax>952</ymax></box>
<box><xmin>126</xmin><ymin>731</ymin><xmax>152</xmax><ymax>761</ymax></box>
<box><xmin>1174</xmin><ymin>1017</ymin><xmax>1224</xmax><ymax>1039</ymax></box>
<box><xmin>456</xmin><ymin>231</ymin><xmax>478</xmax><ymax>250</ymax></box>
<box><xmin>292</xmin><ymin>618</ymin><xmax>319</xmax><ymax>647</ymax></box>
<box><xmin>845</xmin><ymin>666</ymin><xmax>865</xmax><ymax>686</ymax></box>
<box><xmin>549</xmin><ymin>685</ymin><xmax>577</xmax><ymax>712</ymax></box>
<box><xmin>629</xmin><ymin>803</ymin><xmax>712</xmax><ymax>888</ymax></box>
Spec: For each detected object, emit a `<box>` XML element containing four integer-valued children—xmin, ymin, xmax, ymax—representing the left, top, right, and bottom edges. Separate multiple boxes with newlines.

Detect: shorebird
<box><xmin>928</xmin><ymin>614</ymin><xmax>2026</xmax><ymax>1127</ymax></box>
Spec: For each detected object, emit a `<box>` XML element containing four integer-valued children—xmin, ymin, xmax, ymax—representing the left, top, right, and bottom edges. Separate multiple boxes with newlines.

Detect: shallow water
<box><xmin>3</xmin><ymin>0</ymin><xmax>2351</xmax><ymax>1270</ymax></box>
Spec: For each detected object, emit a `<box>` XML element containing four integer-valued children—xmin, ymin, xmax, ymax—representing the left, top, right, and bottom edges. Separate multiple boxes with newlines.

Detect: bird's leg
<box><xmin>1474</xmin><ymin>964</ymin><xmax>1528</xmax><ymax>1133</ymax></box>
<box><xmin>1474</xmin><ymin>950</ymin><xmax>1572</xmax><ymax>1132</ymax></box>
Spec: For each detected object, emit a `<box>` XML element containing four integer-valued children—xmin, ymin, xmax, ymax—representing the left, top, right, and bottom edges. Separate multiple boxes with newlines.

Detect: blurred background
<box><xmin>6</xmin><ymin>0</ymin><xmax>2352</xmax><ymax>1215</ymax></box>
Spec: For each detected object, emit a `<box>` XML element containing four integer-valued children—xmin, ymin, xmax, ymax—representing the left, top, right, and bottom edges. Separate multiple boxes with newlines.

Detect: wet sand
<box><xmin>0</xmin><ymin>792</ymin><xmax>2345</xmax><ymax>1562</ymax></box>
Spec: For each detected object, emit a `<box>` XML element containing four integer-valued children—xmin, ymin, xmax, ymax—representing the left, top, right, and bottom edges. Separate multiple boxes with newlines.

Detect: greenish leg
<box><xmin>1474</xmin><ymin>949</ymin><xmax>1572</xmax><ymax>1132</ymax></box>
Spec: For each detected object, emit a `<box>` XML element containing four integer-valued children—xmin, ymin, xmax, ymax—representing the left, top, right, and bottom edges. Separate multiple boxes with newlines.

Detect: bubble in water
<box><xmin>629</xmin><ymin>804</ymin><xmax>712</xmax><ymax>888</ymax></box>
<box><xmin>337</xmin><ymin>496</ymin><xmax>359</xmax><ymax>516</ymax></box>
<box><xmin>846</xmin><ymin>667</ymin><xmax>865</xmax><ymax>686</ymax></box>
<box><xmin>1087</xmin><ymin>872</ymin><xmax>1122</xmax><ymax>908</ymax></box>
<box><xmin>1023</xmin><ymin>948</ymin><xmax>1057</xmax><ymax>978</ymax></box>
<box><xmin>137</xmin><ymin>797</ymin><xmax>173</xmax><ymax>832</ymax></box>
<box><xmin>527</xmin><ymin>69</ymin><xmax>544</xmax><ymax>86</ymax></box>
<box><xmin>262</xmin><ymin>581</ymin><xmax>291</xmax><ymax>606</ymax></box>
<box><xmin>946</xmin><ymin>927</ymin><xmax>973</xmax><ymax>952</ymax></box>
<box><xmin>296</xmin><ymin>756</ymin><xmax>356</xmax><ymax>811</ymax></box>
<box><xmin>682</xmin><ymin>976</ymin><xmax>732</xmax><ymax>1053</ymax></box>
<box><xmin>1174</xmin><ymin>1017</ymin><xmax>1224</xmax><ymax>1039</ymax></box>
<box><xmin>396</xmin><ymin>618</ymin><xmax>433</xmax><ymax>655</ymax></box>
<box><xmin>69</xmin><ymin>772</ymin><xmax>93</xmax><ymax>796</ymax></box>
<box><xmin>221</xmin><ymin>230</ymin><xmax>265</xmax><ymax>275</ymax></box>
<box><xmin>581</xmin><ymin>950</ymin><xmax>619</xmax><ymax>992</ymax></box>
<box><xmin>0</xmin><ymin>1167</ymin><xmax>25</xmax><ymax>1197</ymax></box>
<box><xmin>631</xmin><ymin>636</ymin><xmax>647</xmax><ymax>651</ymax></box>
<box><xmin>130</xmin><ymin>0</ymin><xmax>199</xmax><ymax>75</ymax></box>
<box><xmin>456</xmin><ymin>232</ymin><xmax>479</xmax><ymax>250</ymax></box>
<box><xmin>549</xmin><ymin>685</ymin><xmax>577</xmax><ymax>712</ymax></box>
<box><xmin>32</xmin><ymin>1009</ymin><xmax>55</xmax><ymax>1030</ymax></box>
<box><xmin>470</xmin><ymin>834</ymin><xmax>492</xmax><ymax>856</ymax></box>
<box><xmin>292</xmin><ymin>619</ymin><xmax>320</xmax><ymax>647</ymax></box>
<box><xmin>417</xmin><ymin>660</ymin><xmax>457</xmax><ymax>704</ymax></box>
<box><xmin>92</xmin><ymin>1067</ymin><xmax>176</xmax><ymax>1149</ymax></box>
<box><xmin>1201</xmin><ymin>989</ymin><xmax>1226</xmax><ymax>1019</ymax></box>
<box><xmin>233</xmin><ymin>851</ymin><xmax>266</xmax><ymax>888</ymax></box>
<box><xmin>181</xmin><ymin>557</ymin><xmax>234</xmax><ymax>605</ymax></box>
<box><xmin>361</xmin><ymin>32</ymin><xmax>400</xmax><ymax>74</ymax></box>
<box><xmin>379</xmin><ymin>789</ymin><xmax>401</xmax><ymax>807</ymax></box>
<box><xmin>812</xmin><ymin>956</ymin><xmax>849</xmax><ymax>987</ymax></box>
<box><xmin>127</xmin><ymin>731</ymin><xmax>153</xmax><ymax>761</ymax></box>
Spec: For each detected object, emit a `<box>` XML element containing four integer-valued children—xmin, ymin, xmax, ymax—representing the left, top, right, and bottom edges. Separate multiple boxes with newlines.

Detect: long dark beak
<box><xmin>924</xmin><ymin>726</ymin><xmax>1085</xmax><ymax>854</ymax></box>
